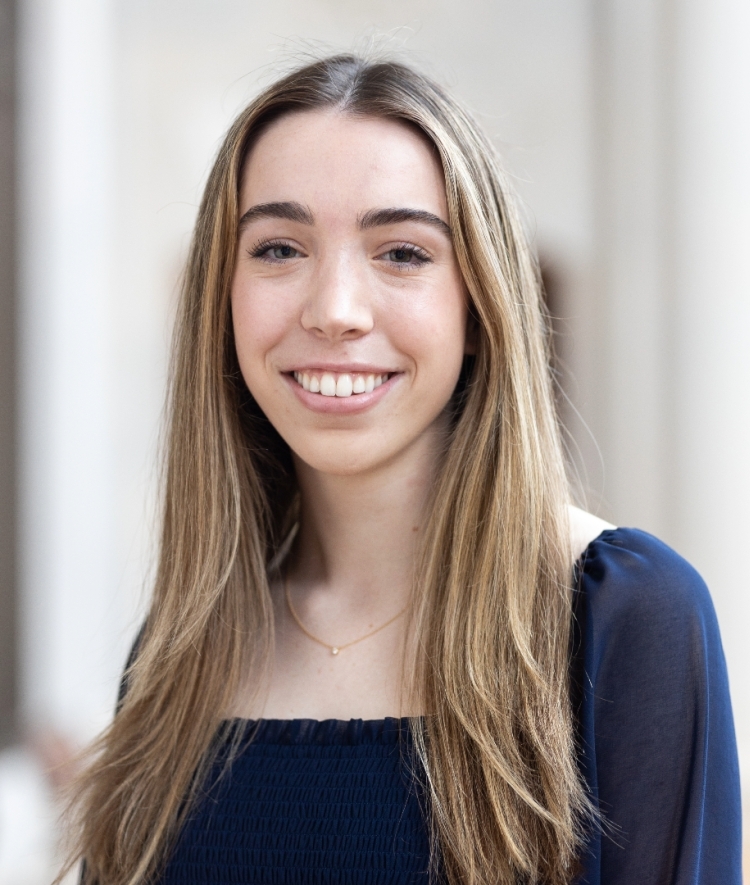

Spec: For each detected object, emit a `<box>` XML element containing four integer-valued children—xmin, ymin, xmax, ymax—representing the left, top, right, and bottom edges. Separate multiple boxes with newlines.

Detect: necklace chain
<box><xmin>284</xmin><ymin>576</ymin><xmax>408</xmax><ymax>656</ymax></box>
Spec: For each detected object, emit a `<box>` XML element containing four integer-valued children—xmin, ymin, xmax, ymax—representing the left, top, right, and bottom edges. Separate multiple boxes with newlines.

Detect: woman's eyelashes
<box><xmin>247</xmin><ymin>238</ymin><xmax>433</xmax><ymax>269</ymax></box>
<box><xmin>249</xmin><ymin>239</ymin><xmax>303</xmax><ymax>263</ymax></box>
<box><xmin>376</xmin><ymin>243</ymin><xmax>432</xmax><ymax>269</ymax></box>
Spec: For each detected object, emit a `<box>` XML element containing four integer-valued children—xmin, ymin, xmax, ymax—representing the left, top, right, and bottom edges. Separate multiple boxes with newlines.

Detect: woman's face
<box><xmin>231</xmin><ymin>110</ymin><xmax>471</xmax><ymax>477</ymax></box>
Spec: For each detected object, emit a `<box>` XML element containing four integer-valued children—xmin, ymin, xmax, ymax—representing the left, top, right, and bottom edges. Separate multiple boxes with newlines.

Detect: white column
<box><xmin>669</xmin><ymin>0</ymin><xmax>750</xmax><ymax>787</ymax></box>
<box><xmin>589</xmin><ymin>0</ymin><xmax>672</xmax><ymax>534</ymax></box>
<box><xmin>590</xmin><ymin>0</ymin><xmax>750</xmax><ymax>800</ymax></box>
<box><xmin>17</xmin><ymin>0</ymin><xmax>119</xmax><ymax>743</ymax></box>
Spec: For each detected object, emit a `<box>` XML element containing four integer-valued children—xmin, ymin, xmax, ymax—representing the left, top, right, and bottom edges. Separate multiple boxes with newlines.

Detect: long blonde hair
<box><xmin>64</xmin><ymin>55</ymin><xmax>590</xmax><ymax>885</ymax></box>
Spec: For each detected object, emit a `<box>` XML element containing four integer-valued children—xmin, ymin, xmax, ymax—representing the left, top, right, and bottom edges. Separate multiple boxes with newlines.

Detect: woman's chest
<box><xmin>159</xmin><ymin>720</ymin><xmax>432</xmax><ymax>885</ymax></box>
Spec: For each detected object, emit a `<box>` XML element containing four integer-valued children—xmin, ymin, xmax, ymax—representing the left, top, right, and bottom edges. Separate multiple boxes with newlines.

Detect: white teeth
<box><xmin>335</xmin><ymin>374</ymin><xmax>353</xmax><ymax>397</ymax></box>
<box><xmin>320</xmin><ymin>373</ymin><xmax>337</xmax><ymax>396</ymax></box>
<box><xmin>293</xmin><ymin>371</ymin><xmax>390</xmax><ymax>396</ymax></box>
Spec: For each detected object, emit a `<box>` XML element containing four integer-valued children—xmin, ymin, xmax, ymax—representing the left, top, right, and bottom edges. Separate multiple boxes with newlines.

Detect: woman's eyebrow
<box><xmin>358</xmin><ymin>207</ymin><xmax>452</xmax><ymax>237</ymax></box>
<box><xmin>238</xmin><ymin>201</ymin><xmax>314</xmax><ymax>232</ymax></box>
<box><xmin>237</xmin><ymin>202</ymin><xmax>452</xmax><ymax>238</ymax></box>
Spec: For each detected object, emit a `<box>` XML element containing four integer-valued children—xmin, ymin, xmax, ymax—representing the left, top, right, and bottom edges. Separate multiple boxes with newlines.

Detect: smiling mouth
<box><xmin>291</xmin><ymin>370</ymin><xmax>393</xmax><ymax>398</ymax></box>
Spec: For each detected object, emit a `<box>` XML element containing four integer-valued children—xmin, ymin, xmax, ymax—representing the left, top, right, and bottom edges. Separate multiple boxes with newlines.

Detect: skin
<box><xmin>228</xmin><ymin>110</ymin><xmax>613</xmax><ymax>720</ymax></box>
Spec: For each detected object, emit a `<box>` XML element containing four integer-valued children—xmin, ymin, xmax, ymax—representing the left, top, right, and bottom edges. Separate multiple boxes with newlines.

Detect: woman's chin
<box><xmin>292</xmin><ymin>448</ymin><xmax>393</xmax><ymax>479</ymax></box>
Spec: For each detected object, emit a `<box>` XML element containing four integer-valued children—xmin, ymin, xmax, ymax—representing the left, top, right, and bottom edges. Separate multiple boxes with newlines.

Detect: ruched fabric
<box><xmin>160</xmin><ymin>718</ymin><xmax>430</xmax><ymax>884</ymax></box>
<box><xmin>153</xmin><ymin>528</ymin><xmax>741</xmax><ymax>884</ymax></box>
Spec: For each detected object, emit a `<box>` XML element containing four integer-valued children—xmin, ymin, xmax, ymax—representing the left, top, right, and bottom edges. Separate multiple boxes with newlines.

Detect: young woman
<box><xmin>65</xmin><ymin>55</ymin><xmax>742</xmax><ymax>885</ymax></box>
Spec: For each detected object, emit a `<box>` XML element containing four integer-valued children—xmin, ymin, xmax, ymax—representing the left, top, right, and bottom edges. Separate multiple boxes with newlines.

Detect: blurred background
<box><xmin>0</xmin><ymin>0</ymin><xmax>748</xmax><ymax>880</ymax></box>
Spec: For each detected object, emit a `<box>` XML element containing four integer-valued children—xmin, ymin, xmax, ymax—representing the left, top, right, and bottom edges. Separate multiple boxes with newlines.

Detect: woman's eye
<box><xmin>381</xmin><ymin>245</ymin><xmax>431</xmax><ymax>267</ymax></box>
<box><xmin>269</xmin><ymin>245</ymin><xmax>298</xmax><ymax>260</ymax></box>
<box><xmin>250</xmin><ymin>241</ymin><xmax>302</xmax><ymax>262</ymax></box>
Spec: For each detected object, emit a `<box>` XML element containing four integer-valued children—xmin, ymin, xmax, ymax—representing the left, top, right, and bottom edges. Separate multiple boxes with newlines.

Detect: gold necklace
<box><xmin>284</xmin><ymin>576</ymin><xmax>409</xmax><ymax>656</ymax></box>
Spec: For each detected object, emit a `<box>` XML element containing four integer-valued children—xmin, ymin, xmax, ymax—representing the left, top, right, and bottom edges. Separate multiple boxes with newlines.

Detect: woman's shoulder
<box><xmin>567</xmin><ymin>506</ymin><xmax>717</xmax><ymax>632</ymax></box>
<box><xmin>573</xmin><ymin>520</ymin><xmax>721</xmax><ymax>666</ymax></box>
<box><xmin>568</xmin><ymin>505</ymin><xmax>615</xmax><ymax>562</ymax></box>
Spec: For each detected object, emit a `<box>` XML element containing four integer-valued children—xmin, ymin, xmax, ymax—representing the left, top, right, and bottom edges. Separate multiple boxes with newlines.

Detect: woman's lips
<box><xmin>284</xmin><ymin>370</ymin><xmax>400</xmax><ymax>413</ymax></box>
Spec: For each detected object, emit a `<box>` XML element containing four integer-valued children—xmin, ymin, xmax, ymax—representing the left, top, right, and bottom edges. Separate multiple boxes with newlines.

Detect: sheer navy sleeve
<box><xmin>572</xmin><ymin>528</ymin><xmax>742</xmax><ymax>884</ymax></box>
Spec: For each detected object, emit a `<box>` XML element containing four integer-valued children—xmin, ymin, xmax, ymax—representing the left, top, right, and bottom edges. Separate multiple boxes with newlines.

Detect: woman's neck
<box><xmin>290</xmin><ymin>426</ymin><xmax>443</xmax><ymax>613</ymax></box>
<box><xmin>239</xmin><ymin>422</ymin><xmax>448</xmax><ymax>721</ymax></box>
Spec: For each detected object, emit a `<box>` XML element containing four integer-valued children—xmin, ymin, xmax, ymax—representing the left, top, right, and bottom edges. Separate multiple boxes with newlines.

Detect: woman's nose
<box><xmin>300</xmin><ymin>252</ymin><xmax>374</xmax><ymax>341</ymax></box>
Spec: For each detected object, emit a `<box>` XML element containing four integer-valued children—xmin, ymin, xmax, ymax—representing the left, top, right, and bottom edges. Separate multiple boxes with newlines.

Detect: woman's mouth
<box><xmin>291</xmin><ymin>370</ymin><xmax>392</xmax><ymax>398</ymax></box>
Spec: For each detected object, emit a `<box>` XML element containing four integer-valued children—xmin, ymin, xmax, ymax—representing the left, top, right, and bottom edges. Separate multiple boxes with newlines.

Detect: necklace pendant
<box><xmin>331</xmin><ymin>647</ymin><xmax>339</xmax><ymax>655</ymax></box>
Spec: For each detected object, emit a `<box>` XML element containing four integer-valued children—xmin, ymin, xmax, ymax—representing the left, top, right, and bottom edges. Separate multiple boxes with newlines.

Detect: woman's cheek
<box><xmin>232</xmin><ymin>284</ymin><xmax>294</xmax><ymax>364</ymax></box>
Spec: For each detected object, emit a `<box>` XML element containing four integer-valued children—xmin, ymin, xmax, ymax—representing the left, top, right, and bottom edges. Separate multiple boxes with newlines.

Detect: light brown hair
<box><xmin>62</xmin><ymin>54</ymin><xmax>590</xmax><ymax>885</ymax></box>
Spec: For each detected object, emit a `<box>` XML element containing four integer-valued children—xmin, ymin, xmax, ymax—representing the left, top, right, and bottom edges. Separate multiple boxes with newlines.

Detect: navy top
<box><xmin>153</xmin><ymin>528</ymin><xmax>741</xmax><ymax>884</ymax></box>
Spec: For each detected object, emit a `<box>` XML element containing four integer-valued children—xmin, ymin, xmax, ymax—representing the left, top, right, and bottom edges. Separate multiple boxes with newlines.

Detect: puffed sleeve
<box><xmin>571</xmin><ymin>528</ymin><xmax>742</xmax><ymax>885</ymax></box>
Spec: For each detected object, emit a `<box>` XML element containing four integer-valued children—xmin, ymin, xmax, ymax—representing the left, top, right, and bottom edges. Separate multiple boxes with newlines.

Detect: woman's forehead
<box><xmin>239</xmin><ymin>110</ymin><xmax>448</xmax><ymax>222</ymax></box>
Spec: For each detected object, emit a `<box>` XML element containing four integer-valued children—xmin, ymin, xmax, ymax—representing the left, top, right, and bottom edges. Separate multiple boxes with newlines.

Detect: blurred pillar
<box><xmin>668</xmin><ymin>0</ymin><xmax>750</xmax><ymax>788</ymax></box>
<box><xmin>0</xmin><ymin>0</ymin><xmax>17</xmax><ymax>749</ymax></box>
<box><xmin>592</xmin><ymin>0</ymin><xmax>750</xmax><ymax>793</ymax></box>
<box><xmin>17</xmin><ymin>0</ymin><xmax>119</xmax><ymax>743</ymax></box>
<box><xmin>590</xmin><ymin>0</ymin><xmax>672</xmax><ymax>534</ymax></box>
